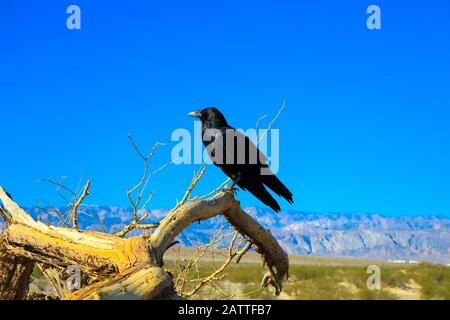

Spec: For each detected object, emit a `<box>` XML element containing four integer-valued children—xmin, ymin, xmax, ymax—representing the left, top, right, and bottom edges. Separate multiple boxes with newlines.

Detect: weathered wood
<box><xmin>38</xmin><ymin>265</ymin><xmax>73</xmax><ymax>300</ymax></box>
<box><xmin>0</xmin><ymin>186</ymin><xmax>289</xmax><ymax>299</ymax></box>
<box><xmin>223</xmin><ymin>202</ymin><xmax>289</xmax><ymax>294</ymax></box>
<box><xmin>65</xmin><ymin>264</ymin><xmax>173</xmax><ymax>300</ymax></box>
<box><xmin>0</xmin><ymin>241</ymin><xmax>34</xmax><ymax>300</ymax></box>
<box><xmin>2</xmin><ymin>224</ymin><xmax>155</xmax><ymax>277</ymax></box>
<box><xmin>151</xmin><ymin>192</ymin><xmax>234</xmax><ymax>261</ymax></box>
<box><xmin>151</xmin><ymin>190</ymin><xmax>289</xmax><ymax>293</ymax></box>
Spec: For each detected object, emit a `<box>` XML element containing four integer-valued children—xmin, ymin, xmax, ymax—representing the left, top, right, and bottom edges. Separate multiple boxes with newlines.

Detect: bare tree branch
<box><xmin>71</xmin><ymin>180</ymin><xmax>91</xmax><ymax>230</ymax></box>
<box><xmin>115</xmin><ymin>135</ymin><xmax>169</xmax><ymax>237</ymax></box>
<box><xmin>174</xmin><ymin>166</ymin><xmax>206</xmax><ymax>211</ymax></box>
<box><xmin>182</xmin><ymin>231</ymin><xmax>252</xmax><ymax>298</ymax></box>
<box><xmin>258</xmin><ymin>99</ymin><xmax>286</xmax><ymax>144</ymax></box>
<box><xmin>151</xmin><ymin>190</ymin><xmax>289</xmax><ymax>294</ymax></box>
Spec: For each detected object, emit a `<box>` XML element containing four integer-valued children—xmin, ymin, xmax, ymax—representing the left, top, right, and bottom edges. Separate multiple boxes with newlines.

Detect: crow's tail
<box><xmin>245</xmin><ymin>182</ymin><xmax>281</xmax><ymax>213</ymax></box>
<box><xmin>262</xmin><ymin>174</ymin><xmax>294</xmax><ymax>204</ymax></box>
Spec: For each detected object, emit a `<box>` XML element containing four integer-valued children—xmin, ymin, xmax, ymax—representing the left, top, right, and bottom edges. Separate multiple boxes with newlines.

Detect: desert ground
<box><xmin>28</xmin><ymin>247</ymin><xmax>450</xmax><ymax>300</ymax></box>
<box><xmin>162</xmin><ymin>247</ymin><xmax>450</xmax><ymax>300</ymax></box>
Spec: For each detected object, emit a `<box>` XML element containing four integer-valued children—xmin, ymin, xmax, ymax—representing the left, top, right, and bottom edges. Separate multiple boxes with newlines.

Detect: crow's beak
<box><xmin>188</xmin><ymin>111</ymin><xmax>202</xmax><ymax>118</ymax></box>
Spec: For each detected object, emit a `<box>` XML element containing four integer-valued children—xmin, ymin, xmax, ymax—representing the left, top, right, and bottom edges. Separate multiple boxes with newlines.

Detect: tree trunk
<box><xmin>0</xmin><ymin>242</ymin><xmax>34</xmax><ymax>300</ymax></box>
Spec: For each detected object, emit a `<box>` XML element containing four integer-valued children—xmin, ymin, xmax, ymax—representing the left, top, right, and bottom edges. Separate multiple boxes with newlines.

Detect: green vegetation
<box><xmin>166</xmin><ymin>260</ymin><xmax>450</xmax><ymax>300</ymax></box>
<box><xmin>414</xmin><ymin>263</ymin><xmax>450</xmax><ymax>299</ymax></box>
<box><xmin>28</xmin><ymin>253</ymin><xmax>450</xmax><ymax>300</ymax></box>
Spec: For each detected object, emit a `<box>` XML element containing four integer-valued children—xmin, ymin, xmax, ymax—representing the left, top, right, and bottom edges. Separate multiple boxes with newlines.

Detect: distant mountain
<box><xmin>2</xmin><ymin>206</ymin><xmax>450</xmax><ymax>263</ymax></box>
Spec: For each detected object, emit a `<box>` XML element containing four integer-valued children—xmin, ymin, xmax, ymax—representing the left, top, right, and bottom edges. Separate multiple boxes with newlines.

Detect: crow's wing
<box><xmin>203</xmin><ymin>128</ymin><xmax>269</xmax><ymax>166</ymax></box>
<box><xmin>203</xmin><ymin>127</ymin><xmax>293</xmax><ymax>210</ymax></box>
<box><xmin>262</xmin><ymin>174</ymin><xmax>294</xmax><ymax>204</ymax></box>
<box><xmin>240</xmin><ymin>181</ymin><xmax>281</xmax><ymax>212</ymax></box>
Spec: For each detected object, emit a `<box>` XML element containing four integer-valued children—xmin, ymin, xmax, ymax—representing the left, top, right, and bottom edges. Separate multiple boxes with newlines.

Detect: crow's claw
<box><xmin>225</xmin><ymin>184</ymin><xmax>239</xmax><ymax>195</ymax></box>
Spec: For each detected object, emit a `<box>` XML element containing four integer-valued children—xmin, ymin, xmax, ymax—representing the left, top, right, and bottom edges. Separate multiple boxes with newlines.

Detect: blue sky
<box><xmin>1</xmin><ymin>1</ymin><xmax>449</xmax><ymax>216</ymax></box>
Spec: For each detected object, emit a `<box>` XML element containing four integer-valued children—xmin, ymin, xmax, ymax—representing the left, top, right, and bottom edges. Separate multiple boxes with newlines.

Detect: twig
<box><xmin>255</xmin><ymin>113</ymin><xmax>269</xmax><ymax>131</ymax></box>
<box><xmin>174</xmin><ymin>166</ymin><xmax>206</xmax><ymax>211</ymax></box>
<box><xmin>183</xmin><ymin>231</ymin><xmax>241</xmax><ymax>298</ymax></box>
<box><xmin>70</xmin><ymin>180</ymin><xmax>91</xmax><ymax>229</ymax></box>
<box><xmin>199</xmin><ymin>179</ymin><xmax>231</xmax><ymax>199</ymax></box>
<box><xmin>236</xmin><ymin>241</ymin><xmax>252</xmax><ymax>264</ymax></box>
<box><xmin>258</xmin><ymin>99</ymin><xmax>286</xmax><ymax>144</ymax></box>
<box><xmin>37</xmin><ymin>177</ymin><xmax>92</xmax><ymax>229</ymax></box>
<box><xmin>116</xmin><ymin>135</ymin><xmax>170</xmax><ymax>237</ymax></box>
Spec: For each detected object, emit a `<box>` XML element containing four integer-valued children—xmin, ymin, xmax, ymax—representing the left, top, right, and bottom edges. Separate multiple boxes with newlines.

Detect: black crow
<box><xmin>188</xmin><ymin>107</ymin><xmax>293</xmax><ymax>212</ymax></box>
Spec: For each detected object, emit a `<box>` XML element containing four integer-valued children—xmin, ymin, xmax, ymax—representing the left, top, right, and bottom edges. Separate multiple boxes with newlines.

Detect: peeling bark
<box><xmin>0</xmin><ymin>241</ymin><xmax>34</xmax><ymax>300</ymax></box>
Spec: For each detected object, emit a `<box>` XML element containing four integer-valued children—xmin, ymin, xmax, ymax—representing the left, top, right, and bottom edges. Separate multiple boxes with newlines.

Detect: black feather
<box><xmin>190</xmin><ymin>107</ymin><xmax>294</xmax><ymax>213</ymax></box>
<box><xmin>241</xmin><ymin>182</ymin><xmax>281</xmax><ymax>213</ymax></box>
<box><xmin>262</xmin><ymin>172</ymin><xmax>294</xmax><ymax>204</ymax></box>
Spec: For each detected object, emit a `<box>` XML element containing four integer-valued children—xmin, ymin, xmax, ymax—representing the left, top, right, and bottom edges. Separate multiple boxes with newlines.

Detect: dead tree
<box><xmin>0</xmin><ymin>102</ymin><xmax>289</xmax><ymax>300</ymax></box>
<box><xmin>0</xmin><ymin>186</ymin><xmax>289</xmax><ymax>300</ymax></box>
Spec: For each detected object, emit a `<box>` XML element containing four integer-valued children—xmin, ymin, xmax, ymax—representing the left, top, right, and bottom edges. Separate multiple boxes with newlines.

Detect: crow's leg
<box><xmin>227</xmin><ymin>174</ymin><xmax>242</xmax><ymax>194</ymax></box>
